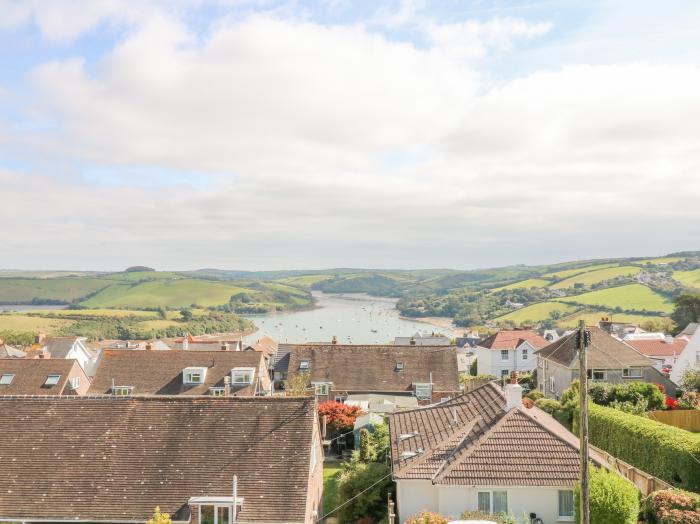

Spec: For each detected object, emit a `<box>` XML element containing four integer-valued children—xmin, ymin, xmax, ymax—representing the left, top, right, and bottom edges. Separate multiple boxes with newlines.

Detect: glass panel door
<box><xmin>201</xmin><ymin>506</ymin><xmax>215</xmax><ymax>524</ymax></box>
<box><xmin>477</xmin><ymin>492</ymin><xmax>491</xmax><ymax>512</ymax></box>
<box><xmin>217</xmin><ymin>506</ymin><xmax>230</xmax><ymax>524</ymax></box>
<box><xmin>493</xmin><ymin>491</ymin><xmax>508</xmax><ymax>513</ymax></box>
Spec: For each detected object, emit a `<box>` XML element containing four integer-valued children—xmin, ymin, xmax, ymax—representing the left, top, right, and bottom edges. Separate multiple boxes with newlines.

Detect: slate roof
<box><xmin>88</xmin><ymin>350</ymin><xmax>267</xmax><ymax>395</ymax></box>
<box><xmin>42</xmin><ymin>336</ymin><xmax>95</xmax><ymax>359</ymax></box>
<box><xmin>0</xmin><ymin>396</ymin><xmax>317</xmax><ymax>523</ymax></box>
<box><xmin>478</xmin><ymin>330</ymin><xmax>549</xmax><ymax>350</ymax></box>
<box><xmin>0</xmin><ymin>342</ymin><xmax>26</xmax><ymax>358</ymax></box>
<box><xmin>535</xmin><ymin>326</ymin><xmax>654</xmax><ymax>369</ymax></box>
<box><xmin>0</xmin><ymin>358</ymin><xmax>83</xmax><ymax>395</ymax></box>
<box><xmin>390</xmin><ymin>382</ymin><xmax>601</xmax><ymax>486</ymax></box>
<box><xmin>287</xmin><ymin>344</ymin><xmax>460</xmax><ymax>394</ymax></box>
<box><xmin>625</xmin><ymin>338</ymin><xmax>688</xmax><ymax>358</ymax></box>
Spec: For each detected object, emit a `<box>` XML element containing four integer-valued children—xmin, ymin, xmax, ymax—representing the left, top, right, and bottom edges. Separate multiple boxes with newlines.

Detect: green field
<box><xmin>555</xmin><ymin>284</ymin><xmax>674</xmax><ymax>313</ymax></box>
<box><xmin>81</xmin><ymin>279</ymin><xmax>250</xmax><ymax>308</ymax></box>
<box><xmin>135</xmin><ymin>319</ymin><xmax>182</xmax><ymax>330</ymax></box>
<box><xmin>542</xmin><ymin>263</ymin><xmax>619</xmax><ymax>279</ymax></box>
<box><xmin>550</xmin><ymin>266</ymin><xmax>641</xmax><ymax>290</ymax></box>
<box><xmin>492</xmin><ymin>278</ymin><xmax>551</xmax><ymax>292</ymax></box>
<box><xmin>22</xmin><ymin>308</ymin><xmax>156</xmax><ymax>318</ymax></box>
<box><xmin>0</xmin><ymin>314</ymin><xmax>75</xmax><ymax>332</ymax></box>
<box><xmin>673</xmin><ymin>269</ymin><xmax>700</xmax><ymax>290</ymax></box>
<box><xmin>494</xmin><ymin>302</ymin><xmax>578</xmax><ymax>324</ymax></box>
<box><xmin>276</xmin><ymin>274</ymin><xmax>334</xmax><ymax>287</ymax></box>
<box><xmin>557</xmin><ymin>311</ymin><xmax>668</xmax><ymax>328</ymax></box>
<box><xmin>638</xmin><ymin>257</ymin><xmax>687</xmax><ymax>264</ymax></box>
<box><xmin>0</xmin><ymin>277</ymin><xmax>110</xmax><ymax>303</ymax></box>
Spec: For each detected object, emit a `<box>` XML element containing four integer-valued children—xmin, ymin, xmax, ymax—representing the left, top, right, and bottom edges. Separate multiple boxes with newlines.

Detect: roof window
<box><xmin>398</xmin><ymin>432</ymin><xmax>419</xmax><ymax>441</ymax></box>
<box><xmin>395</xmin><ymin>361</ymin><xmax>405</xmax><ymax>371</ymax></box>
<box><xmin>400</xmin><ymin>448</ymin><xmax>423</xmax><ymax>459</ymax></box>
<box><xmin>183</xmin><ymin>367</ymin><xmax>207</xmax><ymax>385</ymax></box>
<box><xmin>112</xmin><ymin>385</ymin><xmax>133</xmax><ymax>396</ymax></box>
<box><xmin>0</xmin><ymin>374</ymin><xmax>14</xmax><ymax>385</ymax></box>
<box><xmin>299</xmin><ymin>359</ymin><xmax>310</xmax><ymax>370</ymax></box>
<box><xmin>44</xmin><ymin>374</ymin><xmax>61</xmax><ymax>386</ymax></box>
<box><xmin>414</xmin><ymin>383</ymin><xmax>432</xmax><ymax>400</ymax></box>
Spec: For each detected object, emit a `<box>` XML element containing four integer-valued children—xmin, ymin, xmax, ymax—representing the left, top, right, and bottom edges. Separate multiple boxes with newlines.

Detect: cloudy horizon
<box><xmin>1</xmin><ymin>0</ymin><xmax>699</xmax><ymax>271</ymax></box>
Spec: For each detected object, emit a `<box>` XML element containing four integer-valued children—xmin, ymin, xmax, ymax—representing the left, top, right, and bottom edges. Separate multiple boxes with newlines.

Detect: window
<box><xmin>395</xmin><ymin>361</ymin><xmax>405</xmax><ymax>371</ymax></box>
<box><xmin>623</xmin><ymin>367</ymin><xmax>642</xmax><ymax>378</ymax></box>
<box><xmin>587</xmin><ymin>369</ymin><xmax>607</xmax><ymax>381</ymax></box>
<box><xmin>231</xmin><ymin>367</ymin><xmax>255</xmax><ymax>384</ymax></box>
<box><xmin>199</xmin><ymin>505</ymin><xmax>230</xmax><ymax>524</ymax></box>
<box><xmin>44</xmin><ymin>374</ymin><xmax>61</xmax><ymax>386</ymax></box>
<box><xmin>69</xmin><ymin>376</ymin><xmax>81</xmax><ymax>390</ymax></box>
<box><xmin>0</xmin><ymin>374</ymin><xmax>14</xmax><ymax>385</ymax></box>
<box><xmin>477</xmin><ymin>492</ymin><xmax>491</xmax><ymax>512</ymax></box>
<box><xmin>335</xmin><ymin>394</ymin><xmax>347</xmax><ymax>403</ymax></box>
<box><xmin>549</xmin><ymin>376</ymin><xmax>555</xmax><ymax>393</ymax></box>
<box><xmin>559</xmin><ymin>490</ymin><xmax>574</xmax><ymax>519</ymax></box>
<box><xmin>113</xmin><ymin>386</ymin><xmax>132</xmax><ymax>396</ymax></box>
<box><xmin>210</xmin><ymin>387</ymin><xmax>226</xmax><ymax>397</ymax></box>
<box><xmin>313</xmin><ymin>382</ymin><xmax>330</xmax><ymax>396</ymax></box>
<box><xmin>299</xmin><ymin>359</ymin><xmax>310</xmax><ymax>370</ymax></box>
<box><xmin>183</xmin><ymin>367</ymin><xmax>207</xmax><ymax>385</ymax></box>
<box><xmin>500</xmin><ymin>350</ymin><xmax>509</xmax><ymax>361</ymax></box>
<box><xmin>414</xmin><ymin>383</ymin><xmax>432</xmax><ymax>400</ymax></box>
<box><xmin>477</xmin><ymin>491</ymin><xmax>507</xmax><ymax>513</ymax></box>
<box><xmin>500</xmin><ymin>369</ymin><xmax>510</xmax><ymax>378</ymax></box>
<box><xmin>522</xmin><ymin>348</ymin><xmax>528</xmax><ymax>360</ymax></box>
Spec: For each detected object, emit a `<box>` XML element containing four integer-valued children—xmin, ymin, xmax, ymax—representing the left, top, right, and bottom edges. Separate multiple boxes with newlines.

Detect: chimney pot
<box><xmin>145</xmin><ymin>342</ymin><xmax>152</xmax><ymax>351</ymax></box>
<box><xmin>410</xmin><ymin>337</ymin><xmax>416</xmax><ymax>346</ymax></box>
<box><xmin>505</xmin><ymin>378</ymin><xmax>523</xmax><ymax>411</ymax></box>
<box><xmin>331</xmin><ymin>336</ymin><xmax>337</xmax><ymax>345</ymax></box>
<box><xmin>221</xmin><ymin>343</ymin><xmax>229</xmax><ymax>351</ymax></box>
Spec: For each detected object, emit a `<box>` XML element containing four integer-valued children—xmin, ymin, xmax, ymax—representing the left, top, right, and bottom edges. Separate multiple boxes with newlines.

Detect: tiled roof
<box><xmin>535</xmin><ymin>326</ymin><xmax>653</xmax><ymax>368</ymax></box>
<box><xmin>42</xmin><ymin>336</ymin><xmax>92</xmax><ymax>359</ymax></box>
<box><xmin>625</xmin><ymin>338</ymin><xmax>688</xmax><ymax>358</ymax></box>
<box><xmin>0</xmin><ymin>396</ymin><xmax>316</xmax><ymax>522</ymax></box>
<box><xmin>88</xmin><ymin>350</ymin><xmax>267</xmax><ymax>395</ymax></box>
<box><xmin>0</xmin><ymin>358</ymin><xmax>83</xmax><ymax>395</ymax></box>
<box><xmin>0</xmin><ymin>343</ymin><xmax>25</xmax><ymax>358</ymax></box>
<box><xmin>287</xmin><ymin>344</ymin><xmax>460</xmax><ymax>394</ymax></box>
<box><xmin>478</xmin><ymin>330</ymin><xmax>549</xmax><ymax>350</ymax></box>
<box><xmin>390</xmin><ymin>382</ymin><xmax>599</xmax><ymax>486</ymax></box>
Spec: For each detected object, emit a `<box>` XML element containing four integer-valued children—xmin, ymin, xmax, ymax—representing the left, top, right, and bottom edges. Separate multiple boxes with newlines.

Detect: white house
<box><xmin>39</xmin><ymin>336</ymin><xmax>98</xmax><ymax>376</ymax></box>
<box><xmin>389</xmin><ymin>380</ymin><xmax>610</xmax><ymax>523</ymax></box>
<box><xmin>624</xmin><ymin>334</ymin><xmax>688</xmax><ymax>372</ymax></box>
<box><xmin>475</xmin><ymin>330</ymin><xmax>549</xmax><ymax>378</ymax></box>
<box><xmin>670</xmin><ymin>326</ymin><xmax>700</xmax><ymax>384</ymax></box>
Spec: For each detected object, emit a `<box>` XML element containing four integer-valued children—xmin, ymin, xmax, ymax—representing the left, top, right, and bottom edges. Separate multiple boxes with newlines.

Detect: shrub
<box><xmin>574</xmin><ymin>466</ymin><xmax>640</xmax><ymax>524</ymax></box>
<box><xmin>336</xmin><ymin>460</ymin><xmax>393</xmax><ymax>523</ymax></box>
<box><xmin>469</xmin><ymin>358</ymin><xmax>478</xmax><ymax>376</ymax></box>
<box><xmin>680</xmin><ymin>369</ymin><xmax>700</xmax><ymax>393</ymax></box>
<box><xmin>318</xmin><ymin>401</ymin><xmax>363</xmax><ymax>433</ymax></box>
<box><xmin>642</xmin><ymin>489</ymin><xmax>700</xmax><ymax>524</ymax></box>
<box><xmin>535</xmin><ymin>398</ymin><xmax>561</xmax><ymax>414</ymax></box>
<box><xmin>459</xmin><ymin>511</ymin><xmax>516</xmax><ymax>523</ymax></box>
<box><xmin>525</xmin><ymin>390</ymin><xmax>544</xmax><ymax>402</ymax></box>
<box><xmin>573</xmin><ymin>403</ymin><xmax>700</xmax><ymax>491</ymax></box>
<box><xmin>404</xmin><ymin>511</ymin><xmax>448</xmax><ymax>524</ymax></box>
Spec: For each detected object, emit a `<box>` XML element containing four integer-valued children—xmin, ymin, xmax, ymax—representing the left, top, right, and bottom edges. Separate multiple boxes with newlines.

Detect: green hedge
<box><xmin>574</xmin><ymin>403</ymin><xmax>700</xmax><ymax>492</ymax></box>
<box><xmin>575</xmin><ymin>466</ymin><xmax>640</xmax><ymax>524</ymax></box>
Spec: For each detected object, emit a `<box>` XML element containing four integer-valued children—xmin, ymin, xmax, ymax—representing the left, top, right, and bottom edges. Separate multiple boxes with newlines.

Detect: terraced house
<box><xmin>285</xmin><ymin>344</ymin><xmax>460</xmax><ymax>404</ymax></box>
<box><xmin>89</xmin><ymin>349</ymin><xmax>271</xmax><ymax>396</ymax></box>
<box><xmin>0</xmin><ymin>396</ymin><xmax>323</xmax><ymax>524</ymax></box>
<box><xmin>0</xmin><ymin>358</ymin><xmax>90</xmax><ymax>395</ymax></box>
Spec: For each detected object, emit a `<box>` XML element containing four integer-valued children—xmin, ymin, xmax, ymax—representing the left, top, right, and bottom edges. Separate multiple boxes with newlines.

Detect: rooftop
<box><xmin>477</xmin><ymin>330</ymin><xmax>549</xmax><ymax>350</ymax></box>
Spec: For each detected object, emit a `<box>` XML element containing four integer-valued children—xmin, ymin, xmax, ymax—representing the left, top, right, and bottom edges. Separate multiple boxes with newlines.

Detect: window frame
<box><xmin>313</xmin><ymin>382</ymin><xmax>330</xmax><ymax>396</ymax></box>
<box><xmin>500</xmin><ymin>349</ymin><xmax>510</xmax><ymax>361</ymax></box>
<box><xmin>414</xmin><ymin>382</ymin><xmax>432</xmax><ymax>400</ymax></box>
<box><xmin>558</xmin><ymin>489</ymin><xmax>574</xmax><ymax>520</ymax></box>
<box><xmin>299</xmin><ymin>359</ymin><xmax>310</xmax><ymax>370</ymax></box>
<box><xmin>587</xmin><ymin>369</ymin><xmax>607</xmax><ymax>381</ymax></box>
<box><xmin>549</xmin><ymin>376</ymin><xmax>555</xmax><ymax>393</ymax></box>
<box><xmin>210</xmin><ymin>387</ymin><xmax>226</xmax><ymax>397</ymax></box>
<box><xmin>112</xmin><ymin>385</ymin><xmax>133</xmax><ymax>396</ymax></box>
<box><xmin>500</xmin><ymin>369</ymin><xmax>510</xmax><ymax>378</ymax></box>
<box><xmin>395</xmin><ymin>361</ymin><xmax>405</xmax><ymax>371</ymax></box>
<box><xmin>69</xmin><ymin>376</ymin><xmax>81</xmax><ymax>390</ymax></box>
<box><xmin>44</xmin><ymin>374</ymin><xmax>61</xmax><ymax>386</ymax></box>
<box><xmin>183</xmin><ymin>367</ymin><xmax>207</xmax><ymax>385</ymax></box>
<box><xmin>198</xmin><ymin>504</ymin><xmax>232</xmax><ymax>524</ymax></box>
<box><xmin>0</xmin><ymin>373</ymin><xmax>14</xmax><ymax>385</ymax></box>
<box><xmin>231</xmin><ymin>367</ymin><xmax>256</xmax><ymax>385</ymax></box>
<box><xmin>477</xmin><ymin>490</ymin><xmax>507</xmax><ymax>514</ymax></box>
<box><xmin>521</xmin><ymin>347</ymin><xmax>528</xmax><ymax>360</ymax></box>
<box><xmin>623</xmin><ymin>367</ymin><xmax>642</xmax><ymax>378</ymax></box>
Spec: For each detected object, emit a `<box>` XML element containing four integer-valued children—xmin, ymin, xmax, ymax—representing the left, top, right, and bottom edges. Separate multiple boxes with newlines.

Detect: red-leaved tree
<box><xmin>318</xmin><ymin>401</ymin><xmax>363</xmax><ymax>433</ymax></box>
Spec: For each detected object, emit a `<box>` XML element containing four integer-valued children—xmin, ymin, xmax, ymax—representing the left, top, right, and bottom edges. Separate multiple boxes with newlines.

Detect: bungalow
<box><xmin>285</xmin><ymin>344</ymin><xmax>460</xmax><ymax>405</ymax></box>
<box><xmin>0</xmin><ymin>358</ymin><xmax>90</xmax><ymax>395</ymax></box>
<box><xmin>623</xmin><ymin>334</ymin><xmax>688</xmax><ymax>373</ymax></box>
<box><xmin>475</xmin><ymin>330</ymin><xmax>549</xmax><ymax>378</ymax></box>
<box><xmin>88</xmin><ymin>349</ymin><xmax>271</xmax><ymax>396</ymax></box>
<box><xmin>670</xmin><ymin>325</ymin><xmax>700</xmax><ymax>384</ymax></box>
<box><xmin>389</xmin><ymin>379</ymin><xmax>608</xmax><ymax>523</ymax></box>
<box><xmin>535</xmin><ymin>326</ymin><xmax>677</xmax><ymax>399</ymax></box>
<box><xmin>0</xmin><ymin>395</ymin><xmax>323</xmax><ymax>523</ymax></box>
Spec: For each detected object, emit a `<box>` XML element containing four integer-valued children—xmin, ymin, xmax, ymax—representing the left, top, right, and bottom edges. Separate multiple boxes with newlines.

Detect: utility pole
<box><xmin>578</xmin><ymin>319</ymin><xmax>590</xmax><ymax>524</ymax></box>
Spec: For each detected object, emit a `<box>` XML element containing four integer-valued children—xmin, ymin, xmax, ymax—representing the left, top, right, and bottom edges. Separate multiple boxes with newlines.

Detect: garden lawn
<box><xmin>323</xmin><ymin>462</ymin><xmax>343</xmax><ymax>516</ymax></box>
<box><xmin>554</xmin><ymin>284</ymin><xmax>674</xmax><ymax>314</ymax></box>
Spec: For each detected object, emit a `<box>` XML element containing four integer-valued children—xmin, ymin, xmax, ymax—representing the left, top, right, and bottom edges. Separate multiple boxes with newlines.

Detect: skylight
<box><xmin>398</xmin><ymin>432</ymin><xmax>419</xmax><ymax>441</ymax></box>
<box><xmin>299</xmin><ymin>359</ymin><xmax>310</xmax><ymax>370</ymax></box>
<box><xmin>395</xmin><ymin>361</ymin><xmax>405</xmax><ymax>371</ymax></box>
<box><xmin>400</xmin><ymin>448</ymin><xmax>423</xmax><ymax>459</ymax></box>
<box><xmin>44</xmin><ymin>374</ymin><xmax>61</xmax><ymax>386</ymax></box>
<box><xmin>0</xmin><ymin>374</ymin><xmax>14</xmax><ymax>385</ymax></box>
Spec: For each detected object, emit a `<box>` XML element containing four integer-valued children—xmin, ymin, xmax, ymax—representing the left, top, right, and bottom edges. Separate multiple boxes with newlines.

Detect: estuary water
<box><xmin>243</xmin><ymin>292</ymin><xmax>454</xmax><ymax>345</ymax></box>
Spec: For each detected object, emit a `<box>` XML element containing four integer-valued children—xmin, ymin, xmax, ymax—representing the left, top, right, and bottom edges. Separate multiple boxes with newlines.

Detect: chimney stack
<box><xmin>224</xmin><ymin>376</ymin><xmax>231</xmax><ymax>396</ymax></box>
<box><xmin>182</xmin><ymin>336</ymin><xmax>189</xmax><ymax>351</ymax></box>
<box><xmin>145</xmin><ymin>342</ymin><xmax>153</xmax><ymax>351</ymax></box>
<box><xmin>331</xmin><ymin>336</ymin><xmax>337</xmax><ymax>345</ymax></box>
<box><xmin>38</xmin><ymin>347</ymin><xmax>50</xmax><ymax>359</ymax></box>
<box><xmin>409</xmin><ymin>337</ymin><xmax>416</xmax><ymax>346</ymax></box>
<box><xmin>505</xmin><ymin>371</ymin><xmax>523</xmax><ymax>411</ymax></box>
<box><xmin>35</xmin><ymin>332</ymin><xmax>46</xmax><ymax>345</ymax></box>
<box><xmin>221</xmin><ymin>343</ymin><xmax>229</xmax><ymax>351</ymax></box>
<box><xmin>599</xmin><ymin>318</ymin><xmax>613</xmax><ymax>334</ymax></box>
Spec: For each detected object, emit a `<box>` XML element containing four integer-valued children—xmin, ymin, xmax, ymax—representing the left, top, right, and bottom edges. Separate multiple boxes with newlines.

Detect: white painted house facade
<box><xmin>475</xmin><ymin>330</ymin><xmax>549</xmax><ymax>378</ymax></box>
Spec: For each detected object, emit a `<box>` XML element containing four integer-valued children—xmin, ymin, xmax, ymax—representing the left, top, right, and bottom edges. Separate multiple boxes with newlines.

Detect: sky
<box><xmin>1</xmin><ymin>0</ymin><xmax>699</xmax><ymax>271</ymax></box>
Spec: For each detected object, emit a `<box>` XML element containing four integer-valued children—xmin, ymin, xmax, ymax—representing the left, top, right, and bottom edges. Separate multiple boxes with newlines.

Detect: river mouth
<box><xmin>243</xmin><ymin>291</ymin><xmax>455</xmax><ymax>344</ymax></box>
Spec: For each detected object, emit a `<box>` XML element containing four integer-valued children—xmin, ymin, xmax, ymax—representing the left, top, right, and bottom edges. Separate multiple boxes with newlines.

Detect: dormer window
<box><xmin>231</xmin><ymin>367</ymin><xmax>255</xmax><ymax>384</ymax></box>
<box><xmin>210</xmin><ymin>387</ymin><xmax>226</xmax><ymax>396</ymax></box>
<box><xmin>113</xmin><ymin>385</ymin><xmax>133</xmax><ymax>396</ymax></box>
<box><xmin>313</xmin><ymin>382</ymin><xmax>331</xmax><ymax>396</ymax></box>
<box><xmin>44</xmin><ymin>374</ymin><xmax>61</xmax><ymax>386</ymax></box>
<box><xmin>395</xmin><ymin>361</ymin><xmax>405</xmax><ymax>371</ymax></box>
<box><xmin>299</xmin><ymin>359</ymin><xmax>310</xmax><ymax>370</ymax></box>
<box><xmin>0</xmin><ymin>374</ymin><xmax>14</xmax><ymax>385</ymax></box>
<box><xmin>414</xmin><ymin>383</ymin><xmax>432</xmax><ymax>400</ymax></box>
<box><xmin>183</xmin><ymin>367</ymin><xmax>207</xmax><ymax>385</ymax></box>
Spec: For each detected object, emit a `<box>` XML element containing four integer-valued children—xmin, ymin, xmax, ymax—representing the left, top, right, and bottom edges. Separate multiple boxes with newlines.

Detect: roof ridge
<box><xmin>389</xmin><ymin>382</ymin><xmax>503</xmax><ymax>416</ymax></box>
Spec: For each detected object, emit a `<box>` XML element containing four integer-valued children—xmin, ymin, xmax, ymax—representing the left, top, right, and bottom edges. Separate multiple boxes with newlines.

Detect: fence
<box><xmin>648</xmin><ymin>410</ymin><xmax>700</xmax><ymax>432</ymax></box>
<box><xmin>590</xmin><ymin>444</ymin><xmax>673</xmax><ymax>496</ymax></box>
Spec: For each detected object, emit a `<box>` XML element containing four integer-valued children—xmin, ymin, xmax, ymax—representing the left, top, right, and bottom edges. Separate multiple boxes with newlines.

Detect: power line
<box><xmin>315</xmin><ymin>470</ymin><xmax>393</xmax><ymax>522</ymax></box>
